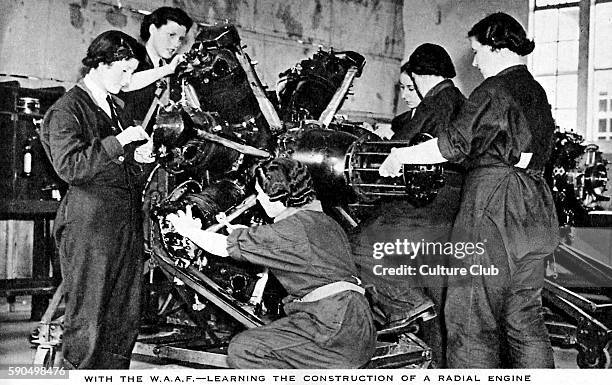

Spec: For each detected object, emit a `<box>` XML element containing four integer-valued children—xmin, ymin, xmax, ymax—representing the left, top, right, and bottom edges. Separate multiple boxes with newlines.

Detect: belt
<box><xmin>519</xmin><ymin>167</ymin><xmax>544</xmax><ymax>178</ymax></box>
<box><xmin>470</xmin><ymin>163</ymin><xmax>544</xmax><ymax>178</ymax></box>
<box><xmin>296</xmin><ymin>280</ymin><xmax>365</xmax><ymax>303</ymax></box>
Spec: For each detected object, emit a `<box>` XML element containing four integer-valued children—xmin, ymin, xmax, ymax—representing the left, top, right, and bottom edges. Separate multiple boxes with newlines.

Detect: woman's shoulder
<box><xmin>466</xmin><ymin>75</ymin><xmax>511</xmax><ymax>107</ymax></box>
<box><xmin>447</xmin><ymin>84</ymin><xmax>467</xmax><ymax>101</ymax></box>
<box><xmin>288</xmin><ymin>210</ymin><xmax>339</xmax><ymax>229</ymax></box>
<box><xmin>254</xmin><ymin>210</ymin><xmax>324</xmax><ymax>242</ymax></box>
<box><xmin>287</xmin><ymin>208</ymin><xmax>324</xmax><ymax>222</ymax></box>
<box><xmin>433</xmin><ymin>83</ymin><xmax>467</xmax><ymax>108</ymax></box>
<box><xmin>473</xmin><ymin>75</ymin><xmax>505</xmax><ymax>95</ymax></box>
<box><xmin>473</xmin><ymin>66</ymin><xmax>536</xmax><ymax>97</ymax></box>
<box><xmin>48</xmin><ymin>86</ymin><xmax>92</xmax><ymax>114</ymax></box>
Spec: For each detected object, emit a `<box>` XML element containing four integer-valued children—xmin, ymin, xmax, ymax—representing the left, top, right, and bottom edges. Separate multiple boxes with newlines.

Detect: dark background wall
<box><xmin>0</xmin><ymin>0</ymin><xmax>530</xmax><ymax>118</ymax></box>
<box><xmin>0</xmin><ymin>0</ymin><xmax>404</xmax><ymax>119</ymax></box>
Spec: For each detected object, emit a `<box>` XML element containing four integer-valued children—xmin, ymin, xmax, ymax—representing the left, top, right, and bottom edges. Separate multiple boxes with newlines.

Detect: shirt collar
<box><xmin>146</xmin><ymin>45</ymin><xmax>164</xmax><ymax>68</ymax></box>
<box><xmin>79</xmin><ymin>75</ymin><xmax>124</xmax><ymax>112</ymax></box>
<box><xmin>82</xmin><ymin>74</ymin><xmax>110</xmax><ymax>110</ymax></box>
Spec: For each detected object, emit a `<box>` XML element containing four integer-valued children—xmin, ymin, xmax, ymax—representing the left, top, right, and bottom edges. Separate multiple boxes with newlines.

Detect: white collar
<box><xmin>146</xmin><ymin>45</ymin><xmax>163</xmax><ymax>68</ymax></box>
<box><xmin>83</xmin><ymin>73</ymin><xmax>112</xmax><ymax>118</ymax></box>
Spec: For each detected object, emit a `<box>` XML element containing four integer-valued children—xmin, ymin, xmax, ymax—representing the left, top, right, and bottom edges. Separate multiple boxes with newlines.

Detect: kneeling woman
<box><xmin>168</xmin><ymin>158</ymin><xmax>376</xmax><ymax>368</ymax></box>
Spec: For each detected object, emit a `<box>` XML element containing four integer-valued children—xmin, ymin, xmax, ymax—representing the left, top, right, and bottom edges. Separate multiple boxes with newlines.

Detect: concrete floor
<box><xmin>0</xmin><ymin>295</ymin><xmax>580</xmax><ymax>369</ymax></box>
<box><xmin>0</xmin><ymin>296</ymin><xmax>194</xmax><ymax>369</ymax></box>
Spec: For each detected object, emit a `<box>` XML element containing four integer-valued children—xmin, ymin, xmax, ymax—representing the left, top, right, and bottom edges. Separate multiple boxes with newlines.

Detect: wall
<box><xmin>0</xmin><ymin>0</ymin><xmax>534</xmax><ymax>119</ymax></box>
<box><xmin>0</xmin><ymin>221</ymin><xmax>32</xmax><ymax>279</ymax></box>
<box><xmin>0</xmin><ymin>0</ymin><xmax>404</xmax><ymax>119</ymax></box>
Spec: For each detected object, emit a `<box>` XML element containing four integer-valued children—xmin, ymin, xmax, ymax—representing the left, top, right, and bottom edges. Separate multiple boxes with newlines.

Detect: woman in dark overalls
<box><xmin>41</xmin><ymin>31</ymin><xmax>151</xmax><ymax>369</ymax></box>
<box><xmin>351</xmin><ymin>43</ymin><xmax>465</xmax><ymax>367</ymax></box>
<box><xmin>393</xmin><ymin>43</ymin><xmax>466</xmax><ymax>142</ymax></box>
<box><xmin>380</xmin><ymin>13</ymin><xmax>559</xmax><ymax>368</ymax></box>
<box><xmin>168</xmin><ymin>158</ymin><xmax>376</xmax><ymax>368</ymax></box>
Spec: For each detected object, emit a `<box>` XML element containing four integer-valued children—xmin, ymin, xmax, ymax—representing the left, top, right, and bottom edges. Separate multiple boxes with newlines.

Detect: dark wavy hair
<box><xmin>402</xmin><ymin>43</ymin><xmax>456</xmax><ymax>78</ymax></box>
<box><xmin>468</xmin><ymin>12</ymin><xmax>534</xmax><ymax>56</ymax></box>
<box><xmin>82</xmin><ymin>30</ymin><xmax>140</xmax><ymax>68</ymax></box>
<box><xmin>255</xmin><ymin>158</ymin><xmax>316</xmax><ymax>208</ymax></box>
<box><xmin>140</xmin><ymin>7</ymin><xmax>193</xmax><ymax>42</ymax></box>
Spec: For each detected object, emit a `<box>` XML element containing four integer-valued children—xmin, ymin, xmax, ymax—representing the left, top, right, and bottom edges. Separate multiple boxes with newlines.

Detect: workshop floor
<box><xmin>0</xmin><ymin>295</ymin><xmax>579</xmax><ymax>369</ymax></box>
<box><xmin>0</xmin><ymin>296</ymin><xmax>193</xmax><ymax>369</ymax></box>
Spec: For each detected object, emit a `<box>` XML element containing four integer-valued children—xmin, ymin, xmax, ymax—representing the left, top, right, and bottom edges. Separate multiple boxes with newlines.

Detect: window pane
<box><xmin>534</xmin><ymin>9</ymin><xmax>559</xmax><ymax>43</ymax></box>
<box><xmin>599</xmin><ymin>119</ymin><xmax>607</xmax><ymax>132</ymax></box>
<box><xmin>600</xmin><ymin>99</ymin><xmax>608</xmax><ymax>112</ymax></box>
<box><xmin>593</xmin><ymin>71</ymin><xmax>612</xmax><ymax>107</ymax></box>
<box><xmin>594</xmin><ymin>2</ymin><xmax>612</xmax><ymax>68</ymax></box>
<box><xmin>556</xmin><ymin>74</ymin><xmax>577</xmax><ymax>109</ymax></box>
<box><xmin>554</xmin><ymin>109</ymin><xmax>576</xmax><ymax>130</ymax></box>
<box><xmin>556</xmin><ymin>40</ymin><xmax>579</xmax><ymax>72</ymax></box>
<box><xmin>592</xmin><ymin>70</ymin><xmax>612</xmax><ymax>139</ymax></box>
<box><xmin>536</xmin><ymin>0</ymin><xmax>550</xmax><ymax>5</ymax></box>
<box><xmin>532</xmin><ymin>6</ymin><xmax>579</xmax><ymax>78</ymax></box>
<box><xmin>533</xmin><ymin>42</ymin><xmax>558</xmax><ymax>74</ymax></box>
<box><xmin>558</xmin><ymin>7</ymin><xmax>579</xmax><ymax>41</ymax></box>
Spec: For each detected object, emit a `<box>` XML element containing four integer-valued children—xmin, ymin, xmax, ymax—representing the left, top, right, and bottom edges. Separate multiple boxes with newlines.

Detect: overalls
<box><xmin>41</xmin><ymin>85</ymin><xmax>146</xmax><ymax>368</ymax></box>
<box><xmin>438</xmin><ymin>65</ymin><xmax>559</xmax><ymax>368</ymax></box>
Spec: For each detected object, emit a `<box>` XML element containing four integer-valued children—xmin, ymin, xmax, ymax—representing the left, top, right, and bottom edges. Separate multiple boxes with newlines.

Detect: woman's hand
<box><xmin>134</xmin><ymin>139</ymin><xmax>155</xmax><ymax>164</ymax></box>
<box><xmin>215</xmin><ymin>212</ymin><xmax>249</xmax><ymax>234</ymax></box>
<box><xmin>379</xmin><ymin>148</ymin><xmax>404</xmax><ymax>177</ymax></box>
<box><xmin>167</xmin><ymin>206</ymin><xmax>202</xmax><ymax>238</ymax></box>
<box><xmin>167</xmin><ymin>54</ymin><xmax>185</xmax><ymax>73</ymax></box>
<box><xmin>373</xmin><ymin>124</ymin><xmax>394</xmax><ymax>139</ymax></box>
<box><xmin>116</xmin><ymin>125</ymin><xmax>149</xmax><ymax>147</ymax></box>
<box><xmin>379</xmin><ymin>139</ymin><xmax>447</xmax><ymax>177</ymax></box>
<box><xmin>167</xmin><ymin>206</ymin><xmax>230</xmax><ymax>257</ymax></box>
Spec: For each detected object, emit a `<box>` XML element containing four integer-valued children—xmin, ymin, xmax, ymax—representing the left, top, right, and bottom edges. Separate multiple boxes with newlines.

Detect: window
<box><xmin>530</xmin><ymin>0</ymin><xmax>612</xmax><ymax>142</ymax></box>
<box><xmin>531</xmin><ymin>1</ymin><xmax>580</xmax><ymax>132</ymax></box>
<box><xmin>592</xmin><ymin>1</ymin><xmax>612</xmax><ymax>140</ymax></box>
<box><xmin>599</xmin><ymin>99</ymin><xmax>608</xmax><ymax>112</ymax></box>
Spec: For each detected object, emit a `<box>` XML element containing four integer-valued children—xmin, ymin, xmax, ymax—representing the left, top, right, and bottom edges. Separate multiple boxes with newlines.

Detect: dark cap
<box><xmin>403</xmin><ymin>43</ymin><xmax>456</xmax><ymax>78</ymax></box>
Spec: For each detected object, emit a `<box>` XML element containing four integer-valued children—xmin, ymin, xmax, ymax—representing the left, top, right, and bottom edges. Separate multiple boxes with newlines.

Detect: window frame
<box><xmin>529</xmin><ymin>0</ymin><xmax>582</xmax><ymax>134</ymax></box>
<box><xmin>530</xmin><ymin>0</ymin><xmax>612</xmax><ymax>143</ymax></box>
<box><xmin>591</xmin><ymin>0</ymin><xmax>612</xmax><ymax>140</ymax></box>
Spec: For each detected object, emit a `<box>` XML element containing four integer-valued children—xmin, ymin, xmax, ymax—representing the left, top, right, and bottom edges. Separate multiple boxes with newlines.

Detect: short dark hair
<box><xmin>82</xmin><ymin>30</ymin><xmax>140</xmax><ymax>68</ymax></box>
<box><xmin>255</xmin><ymin>158</ymin><xmax>316</xmax><ymax>208</ymax></box>
<box><xmin>402</xmin><ymin>43</ymin><xmax>456</xmax><ymax>78</ymax></box>
<box><xmin>140</xmin><ymin>7</ymin><xmax>193</xmax><ymax>42</ymax></box>
<box><xmin>468</xmin><ymin>12</ymin><xmax>534</xmax><ymax>56</ymax></box>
